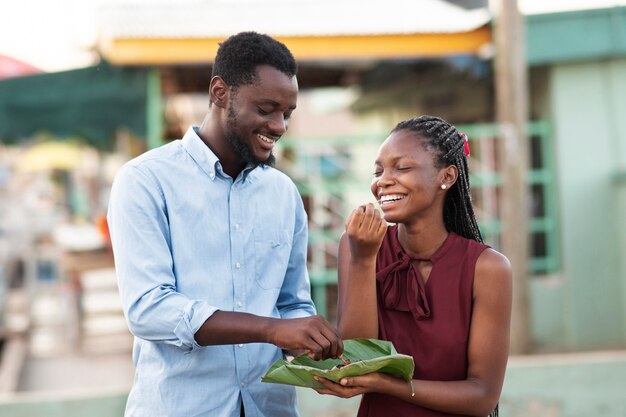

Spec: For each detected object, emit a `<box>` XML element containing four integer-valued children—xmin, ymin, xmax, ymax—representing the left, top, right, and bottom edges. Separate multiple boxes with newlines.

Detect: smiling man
<box><xmin>107</xmin><ymin>32</ymin><xmax>342</xmax><ymax>417</ymax></box>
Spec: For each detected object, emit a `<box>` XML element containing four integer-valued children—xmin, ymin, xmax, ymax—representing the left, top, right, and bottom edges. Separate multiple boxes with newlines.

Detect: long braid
<box><xmin>392</xmin><ymin>115</ymin><xmax>483</xmax><ymax>243</ymax></box>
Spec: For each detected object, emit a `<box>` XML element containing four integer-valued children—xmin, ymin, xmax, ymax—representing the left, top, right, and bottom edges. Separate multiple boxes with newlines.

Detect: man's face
<box><xmin>225</xmin><ymin>65</ymin><xmax>298</xmax><ymax>167</ymax></box>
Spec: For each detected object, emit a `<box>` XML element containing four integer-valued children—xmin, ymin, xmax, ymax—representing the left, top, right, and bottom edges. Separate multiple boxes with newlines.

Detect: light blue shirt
<box><xmin>107</xmin><ymin>127</ymin><xmax>315</xmax><ymax>417</ymax></box>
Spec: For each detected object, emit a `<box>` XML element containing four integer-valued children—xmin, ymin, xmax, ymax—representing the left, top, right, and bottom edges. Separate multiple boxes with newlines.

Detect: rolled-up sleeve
<box><xmin>108</xmin><ymin>164</ymin><xmax>217</xmax><ymax>352</ymax></box>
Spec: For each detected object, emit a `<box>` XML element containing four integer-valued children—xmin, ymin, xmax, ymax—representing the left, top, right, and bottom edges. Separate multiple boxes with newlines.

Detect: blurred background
<box><xmin>1</xmin><ymin>0</ymin><xmax>626</xmax><ymax>416</ymax></box>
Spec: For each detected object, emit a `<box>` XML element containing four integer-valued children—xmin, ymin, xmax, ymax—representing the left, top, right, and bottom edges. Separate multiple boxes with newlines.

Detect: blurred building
<box><xmin>525</xmin><ymin>5</ymin><xmax>626</xmax><ymax>352</ymax></box>
<box><xmin>91</xmin><ymin>0</ymin><xmax>626</xmax><ymax>353</ymax></box>
<box><xmin>1</xmin><ymin>1</ymin><xmax>626</xmax><ymax>416</ymax></box>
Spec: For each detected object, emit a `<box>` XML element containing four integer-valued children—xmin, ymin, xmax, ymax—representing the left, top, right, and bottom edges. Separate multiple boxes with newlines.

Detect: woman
<box><xmin>314</xmin><ymin>116</ymin><xmax>512</xmax><ymax>417</ymax></box>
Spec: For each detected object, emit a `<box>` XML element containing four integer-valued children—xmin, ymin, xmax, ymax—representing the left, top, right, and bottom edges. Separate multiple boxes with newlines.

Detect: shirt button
<box><xmin>237</xmin><ymin>301</ymin><xmax>243</xmax><ymax>308</ymax></box>
<box><xmin>235</xmin><ymin>223</ymin><xmax>240</xmax><ymax>229</ymax></box>
<box><xmin>238</xmin><ymin>344</ymin><xmax>244</xmax><ymax>348</ymax></box>
<box><xmin>235</xmin><ymin>262</ymin><xmax>241</xmax><ymax>269</ymax></box>
<box><xmin>240</xmin><ymin>382</ymin><xmax>245</xmax><ymax>387</ymax></box>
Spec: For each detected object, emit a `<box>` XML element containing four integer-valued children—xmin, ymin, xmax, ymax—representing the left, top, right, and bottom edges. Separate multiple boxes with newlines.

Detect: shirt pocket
<box><xmin>253</xmin><ymin>228</ymin><xmax>291</xmax><ymax>290</ymax></box>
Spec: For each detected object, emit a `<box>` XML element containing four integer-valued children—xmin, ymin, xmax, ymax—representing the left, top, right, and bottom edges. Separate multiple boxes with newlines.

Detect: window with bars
<box><xmin>279</xmin><ymin>120</ymin><xmax>559</xmax><ymax>321</ymax></box>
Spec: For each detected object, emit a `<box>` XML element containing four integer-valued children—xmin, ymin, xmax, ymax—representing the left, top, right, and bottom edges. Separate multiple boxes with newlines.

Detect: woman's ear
<box><xmin>209</xmin><ymin>76</ymin><xmax>229</xmax><ymax>109</ymax></box>
<box><xmin>440</xmin><ymin>165</ymin><xmax>458</xmax><ymax>190</ymax></box>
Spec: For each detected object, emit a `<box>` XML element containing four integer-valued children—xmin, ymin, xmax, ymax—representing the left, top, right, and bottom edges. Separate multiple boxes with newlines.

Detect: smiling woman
<box><xmin>315</xmin><ymin>115</ymin><xmax>512</xmax><ymax>417</ymax></box>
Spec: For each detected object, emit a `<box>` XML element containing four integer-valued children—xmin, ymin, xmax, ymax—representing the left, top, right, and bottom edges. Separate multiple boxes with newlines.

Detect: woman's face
<box><xmin>370</xmin><ymin>130</ymin><xmax>444</xmax><ymax>224</ymax></box>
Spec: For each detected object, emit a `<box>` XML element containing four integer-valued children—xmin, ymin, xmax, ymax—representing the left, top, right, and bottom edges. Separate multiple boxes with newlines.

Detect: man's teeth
<box><xmin>379</xmin><ymin>195</ymin><xmax>405</xmax><ymax>204</ymax></box>
<box><xmin>257</xmin><ymin>134</ymin><xmax>275</xmax><ymax>144</ymax></box>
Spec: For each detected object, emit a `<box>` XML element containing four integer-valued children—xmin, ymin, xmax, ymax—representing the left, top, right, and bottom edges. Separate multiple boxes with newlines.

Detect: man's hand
<box><xmin>345</xmin><ymin>203</ymin><xmax>387</xmax><ymax>261</ymax></box>
<box><xmin>270</xmin><ymin>315</ymin><xmax>343</xmax><ymax>360</ymax></box>
<box><xmin>195</xmin><ymin>311</ymin><xmax>342</xmax><ymax>358</ymax></box>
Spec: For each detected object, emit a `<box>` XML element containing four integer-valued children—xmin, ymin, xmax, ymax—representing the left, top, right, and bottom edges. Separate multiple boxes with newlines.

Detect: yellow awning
<box><xmin>100</xmin><ymin>28</ymin><xmax>491</xmax><ymax>66</ymax></box>
<box><xmin>18</xmin><ymin>141</ymin><xmax>83</xmax><ymax>172</ymax></box>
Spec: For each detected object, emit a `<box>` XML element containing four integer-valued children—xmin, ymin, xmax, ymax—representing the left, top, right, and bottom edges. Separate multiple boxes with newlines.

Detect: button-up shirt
<box><xmin>107</xmin><ymin>127</ymin><xmax>315</xmax><ymax>417</ymax></box>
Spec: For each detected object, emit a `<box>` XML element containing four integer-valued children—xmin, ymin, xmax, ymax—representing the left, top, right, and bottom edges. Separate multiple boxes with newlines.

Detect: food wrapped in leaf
<box><xmin>261</xmin><ymin>338</ymin><xmax>414</xmax><ymax>389</ymax></box>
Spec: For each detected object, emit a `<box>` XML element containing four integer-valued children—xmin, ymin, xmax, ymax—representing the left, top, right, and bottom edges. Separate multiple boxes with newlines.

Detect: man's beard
<box><xmin>226</xmin><ymin>105</ymin><xmax>275</xmax><ymax>167</ymax></box>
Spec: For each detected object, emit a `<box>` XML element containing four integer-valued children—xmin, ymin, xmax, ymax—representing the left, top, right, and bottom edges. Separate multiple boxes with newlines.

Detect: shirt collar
<box><xmin>181</xmin><ymin>126</ymin><xmax>265</xmax><ymax>183</ymax></box>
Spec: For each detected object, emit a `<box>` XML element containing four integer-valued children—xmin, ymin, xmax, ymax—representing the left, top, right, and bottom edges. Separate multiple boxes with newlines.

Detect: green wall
<box><xmin>548</xmin><ymin>59</ymin><xmax>626</xmax><ymax>349</ymax></box>
<box><xmin>527</xmin><ymin>7</ymin><xmax>626</xmax><ymax>66</ymax></box>
<box><xmin>617</xmin><ymin>175</ymin><xmax>626</xmax><ymax>342</ymax></box>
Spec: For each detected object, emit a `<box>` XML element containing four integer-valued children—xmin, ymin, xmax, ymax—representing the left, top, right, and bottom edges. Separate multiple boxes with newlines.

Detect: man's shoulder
<box><xmin>125</xmin><ymin>140</ymin><xmax>183</xmax><ymax>169</ymax></box>
<box><xmin>256</xmin><ymin>166</ymin><xmax>297</xmax><ymax>187</ymax></box>
<box><xmin>114</xmin><ymin>140</ymin><xmax>184</xmax><ymax>187</ymax></box>
<box><xmin>261</xmin><ymin>165</ymin><xmax>292</xmax><ymax>179</ymax></box>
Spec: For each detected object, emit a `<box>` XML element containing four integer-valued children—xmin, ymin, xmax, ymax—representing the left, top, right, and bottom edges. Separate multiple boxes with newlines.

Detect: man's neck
<box><xmin>197</xmin><ymin>118</ymin><xmax>246</xmax><ymax>179</ymax></box>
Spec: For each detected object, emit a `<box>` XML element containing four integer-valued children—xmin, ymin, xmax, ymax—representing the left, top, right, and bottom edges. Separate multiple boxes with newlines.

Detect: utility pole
<box><xmin>491</xmin><ymin>0</ymin><xmax>531</xmax><ymax>354</ymax></box>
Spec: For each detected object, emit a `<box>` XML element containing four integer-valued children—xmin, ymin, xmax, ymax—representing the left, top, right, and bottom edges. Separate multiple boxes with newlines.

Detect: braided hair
<box><xmin>392</xmin><ymin>115</ymin><xmax>483</xmax><ymax>243</ymax></box>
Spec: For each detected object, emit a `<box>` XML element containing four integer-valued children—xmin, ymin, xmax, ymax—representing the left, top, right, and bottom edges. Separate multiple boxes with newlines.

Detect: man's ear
<box><xmin>209</xmin><ymin>76</ymin><xmax>229</xmax><ymax>109</ymax></box>
<box><xmin>440</xmin><ymin>165</ymin><xmax>459</xmax><ymax>189</ymax></box>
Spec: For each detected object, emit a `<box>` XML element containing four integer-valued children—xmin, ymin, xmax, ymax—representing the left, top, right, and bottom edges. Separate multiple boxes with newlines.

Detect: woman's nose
<box><xmin>376</xmin><ymin>171</ymin><xmax>394</xmax><ymax>186</ymax></box>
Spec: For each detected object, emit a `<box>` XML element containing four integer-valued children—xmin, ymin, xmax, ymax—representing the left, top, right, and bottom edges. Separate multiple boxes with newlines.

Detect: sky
<box><xmin>0</xmin><ymin>0</ymin><xmax>157</xmax><ymax>72</ymax></box>
<box><xmin>0</xmin><ymin>0</ymin><xmax>624</xmax><ymax>73</ymax></box>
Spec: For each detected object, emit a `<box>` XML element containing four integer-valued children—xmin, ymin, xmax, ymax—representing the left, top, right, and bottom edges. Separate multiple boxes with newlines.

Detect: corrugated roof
<box><xmin>97</xmin><ymin>0</ymin><xmax>491</xmax><ymax>41</ymax></box>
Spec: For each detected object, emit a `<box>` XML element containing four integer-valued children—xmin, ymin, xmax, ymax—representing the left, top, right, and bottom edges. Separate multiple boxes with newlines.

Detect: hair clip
<box><xmin>460</xmin><ymin>133</ymin><xmax>470</xmax><ymax>157</ymax></box>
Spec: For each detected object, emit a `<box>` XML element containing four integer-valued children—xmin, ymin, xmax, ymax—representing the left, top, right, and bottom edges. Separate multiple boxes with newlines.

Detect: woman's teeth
<box><xmin>379</xmin><ymin>194</ymin><xmax>405</xmax><ymax>205</ymax></box>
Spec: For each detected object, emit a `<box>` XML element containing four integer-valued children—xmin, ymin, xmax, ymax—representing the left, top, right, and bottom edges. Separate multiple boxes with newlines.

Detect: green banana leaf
<box><xmin>261</xmin><ymin>338</ymin><xmax>414</xmax><ymax>389</ymax></box>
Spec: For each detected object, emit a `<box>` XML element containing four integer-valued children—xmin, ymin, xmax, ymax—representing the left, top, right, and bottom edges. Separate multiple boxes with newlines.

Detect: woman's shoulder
<box><xmin>474</xmin><ymin>247</ymin><xmax>512</xmax><ymax>293</ymax></box>
<box><xmin>476</xmin><ymin>247</ymin><xmax>511</xmax><ymax>272</ymax></box>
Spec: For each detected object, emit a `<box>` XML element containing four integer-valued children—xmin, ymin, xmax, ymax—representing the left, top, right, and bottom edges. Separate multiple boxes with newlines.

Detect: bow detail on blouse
<box><xmin>376</xmin><ymin>252</ymin><xmax>431</xmax><ymax>321</ymax></box>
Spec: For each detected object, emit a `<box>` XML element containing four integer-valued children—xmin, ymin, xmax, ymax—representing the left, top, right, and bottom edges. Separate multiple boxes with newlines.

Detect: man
<box><xmin>108</xmin><ymin>32</ymin><xmax>342</xmax><ymax>417</ymax></box>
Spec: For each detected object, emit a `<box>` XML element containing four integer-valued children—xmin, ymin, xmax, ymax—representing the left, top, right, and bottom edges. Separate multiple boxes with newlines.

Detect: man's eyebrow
<box><xmin>258</xmin><ymin>99</ymin><xmax>297</xmax><ymax>110</ymax></box>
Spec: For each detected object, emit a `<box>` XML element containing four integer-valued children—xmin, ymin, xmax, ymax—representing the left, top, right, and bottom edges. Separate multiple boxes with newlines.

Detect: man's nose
<box><xmin>268</xmin><ymin>114</ymin><xmax>287</xmax><ymax>135</ymax></box>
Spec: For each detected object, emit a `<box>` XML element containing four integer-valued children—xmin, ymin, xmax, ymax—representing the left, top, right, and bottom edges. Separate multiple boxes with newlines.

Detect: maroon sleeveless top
<box><xmin>357</xmin><ymin>225</ymin><xmax>489</xmax><ymax>417</ymax></box>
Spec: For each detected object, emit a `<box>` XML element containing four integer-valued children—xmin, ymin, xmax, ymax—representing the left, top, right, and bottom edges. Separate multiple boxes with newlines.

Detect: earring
<box><xmin>440</xmin><ymin>184</ymin><xmax>447</xmax><ymax>190</ymax></box>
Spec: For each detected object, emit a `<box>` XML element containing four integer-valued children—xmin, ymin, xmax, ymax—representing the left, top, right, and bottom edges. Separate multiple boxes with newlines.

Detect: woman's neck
<box><xmin>397</xmin><ymin>221</ymin><xmax>448</xmax><ymax>259</ymax></box>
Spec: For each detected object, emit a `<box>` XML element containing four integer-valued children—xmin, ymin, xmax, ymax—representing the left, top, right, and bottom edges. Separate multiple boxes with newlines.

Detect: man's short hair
<box><xmin>212</xmin><ymin>31</ymin><xmax>297</xmax><ymax>87</ymax></box>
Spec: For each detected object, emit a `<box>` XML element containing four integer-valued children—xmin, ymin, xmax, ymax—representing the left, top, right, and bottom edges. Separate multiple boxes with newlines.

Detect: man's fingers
<box><xmin>319</xmin><ymin>324</ymin><xmax>342</xmax><ymax>358</ymax></box>
<box><xmin>296</xmin><ymin>316</ymin><xmax>343</xmax><ymax>360</ymax></box>
<box><xmin>307</xmin><ymin>328</ymin><xmax>340</xmax><ymax>360</ymax></box>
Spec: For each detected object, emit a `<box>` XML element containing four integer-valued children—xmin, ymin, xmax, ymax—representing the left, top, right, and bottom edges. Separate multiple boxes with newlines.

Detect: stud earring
<box><xmin>441</xmin><ymin>184</ymin><xmax>447</xmax><ymax>190</ymax></box>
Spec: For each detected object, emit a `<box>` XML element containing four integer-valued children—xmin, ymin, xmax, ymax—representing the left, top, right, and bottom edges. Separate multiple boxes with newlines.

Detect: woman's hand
<box><xmin>313</xmin><ymin>372</ymin><xmax>401</xmax><ymax>398</ymax></box>
<box><xmin>345</xmin><ymin>203</ymin><xmax>387</xmax><ymax>261</ymax></box>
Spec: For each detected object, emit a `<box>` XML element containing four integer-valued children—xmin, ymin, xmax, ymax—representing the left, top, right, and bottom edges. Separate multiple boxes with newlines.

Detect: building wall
<box><xmin>617</xmin><ymin>174</ymin><xmax>626</xmax><ymax>349</ymax></box>
<box><xmin>548</xmin><ymin>58</ymin><xmax>626</xmax><ymax>350</ymax></box>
